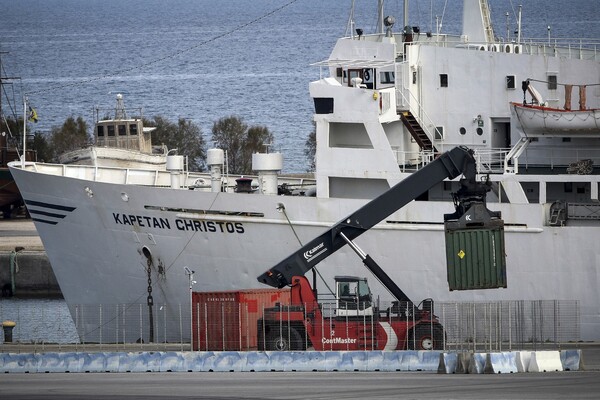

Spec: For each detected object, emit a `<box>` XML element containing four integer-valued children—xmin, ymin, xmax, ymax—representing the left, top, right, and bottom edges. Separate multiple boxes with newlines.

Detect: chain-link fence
<box><xmin>0</xmin><ymin>298</ymin><xmax>580</xmax><ymax>353</ymax></box>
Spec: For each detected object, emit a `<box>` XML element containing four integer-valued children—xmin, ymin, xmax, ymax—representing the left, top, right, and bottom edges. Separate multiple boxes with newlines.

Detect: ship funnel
<box><xmin>207</xmin><ymin>148</ymin><xmax>225</xmax><ymax>192</ymax></box>
<box><xmin>252</xmin><ymin>152</ymin><xmax>283</xmax><ymax>195</ymax></box>
<box><xmin>166</xmin><ymin>155</ymin><xmax>184</xmax><ymax>189</ymax></box>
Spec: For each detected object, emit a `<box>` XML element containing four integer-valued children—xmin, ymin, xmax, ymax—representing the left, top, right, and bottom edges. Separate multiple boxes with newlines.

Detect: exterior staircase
<box><xmin>399</xmin><ymin>110</ymin><xmax>436</xmax><ymax>152</ymax></box>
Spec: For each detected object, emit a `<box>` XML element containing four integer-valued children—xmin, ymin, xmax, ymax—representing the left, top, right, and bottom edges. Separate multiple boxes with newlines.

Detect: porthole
<box><xmin>476</xmin><ymin>127</ymin><xmax>483</xmax><ymax>136</ymax></box>
<box><xmin>459</xmin><ymin>127</ymin><xmax>466</xmax><ymax>135</ymax></box>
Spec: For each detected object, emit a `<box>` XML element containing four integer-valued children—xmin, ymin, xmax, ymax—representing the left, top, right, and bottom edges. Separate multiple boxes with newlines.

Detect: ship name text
<box><xmin>112</xmin><ymin>213</ymin><xmax>245</xmax><ymax>234</ymax></box>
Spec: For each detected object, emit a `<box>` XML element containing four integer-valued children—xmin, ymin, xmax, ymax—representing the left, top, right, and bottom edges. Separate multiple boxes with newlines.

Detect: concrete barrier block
<box><xmin>0</xmin><ymin>353</ymin><xmax>41</xmax><ymax>373</ymax></box>
<box><xmin>206</xmin><ymin>352</ymin><xmax>246</xmax><ymax>372</ymax></box>
<box><xmin>266</xmin><ymin>351</ymin><xmax>294</xmax><ymax>371</ymax></box>
<box><xmin>339</xmin><ymin>351</ymin><xmax>368</xmax><ymax>371</ymax></box>
<box><xmin>484</xmin><ymin>352</ymin><xmax>518</xmax><ymax>374</ymax></box>
<box><xmin>529</xmin><ymin>351</ymin><xmax>563</xmax><ymax>372</ymax></box>
<box><xmin>560</xmin><ymin>349</ymin><xmax>583</xmax><ymax>371</ymax></box>
<box><xmin>61</xmin><ymin>352</ymin><xmax>84</xmax><ymax>373</ymax></box>
<box><xmin>244</xmin><ymin>351</ymin><xmax>271</xmax><ymax>372</ymax></box>
<box><xmin>516</xmin><ymin>351</ymin><xmax>532</xmax><ymax>372</ymax></box>
<box><xmin>158</xmin><ymin>352</ymin><xmax>185</xmax><ymax>372</ymax></box>
<box><xmin>468</xmin><ymin>352</ymin><xmax>486</xmax><ymax>374</ymax></box>
<box><xmin>455</xmin><ymin>352</ymin><xmax>471</xmax><ymax>374</ymax></box>
<box><xmin>104</xmin><ymin>352</ymin><xmax>122</xmax><ymax>372</ymax></box>
<box><xmin>37</xmin><ymin>352</ymin><xmax>65</xmax><ymax>373</ymax></box>
<box><xmin>419</xmin><ymin>351</ymin><xmax>444</xmax><ymax>371</ymax></box>
<box><xmin>118</xmin><ymin>352</ymin><xmax>149</xmax><ymax>373</ymax></box>
<box><xmin>381</xmin><ymin>351</ymin><xmax>405</xmax><ymax>371</ymax></box>
<box><xmin>437</xmin><ymin>352</ymin><xmax>457</xmax><ymax>374</ymax></box>
<box><xmin>81</xmin><ymin>352</ymin><xmax>107</xmax><ymax>373</ymax></box>
<box><xmin>181</xmin><ymin>351</ymin><xmax>207</xmax><ymax>372</ymax></box>
<box><xmin>364</xmin><ymin>351</ymin><xmax>385</xmax><ymax>371</ymax></box>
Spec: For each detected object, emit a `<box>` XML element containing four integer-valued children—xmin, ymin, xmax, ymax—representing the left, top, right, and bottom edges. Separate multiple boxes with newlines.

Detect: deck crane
<box><xmin>257</xmin><ymin>146</ymin><xmax>505</xmax><ymax>351</ymax></box>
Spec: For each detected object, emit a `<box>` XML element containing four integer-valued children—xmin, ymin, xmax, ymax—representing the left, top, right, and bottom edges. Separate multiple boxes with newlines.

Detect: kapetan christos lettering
<box><xmin>303</xmin><ymin>242</ymin><xmax>327</xmax><ymax>262</ymax></box>
<box><xmin>112</xmin><ymin>213</ymin><xmax>245</xmax><ymax>234</ymax></box>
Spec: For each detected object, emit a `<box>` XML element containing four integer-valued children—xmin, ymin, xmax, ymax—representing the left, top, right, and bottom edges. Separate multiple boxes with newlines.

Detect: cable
<box><xmin>279</xmin><ymin>203</ymin><xmax>335</xmax><ymax>296</ymax></box>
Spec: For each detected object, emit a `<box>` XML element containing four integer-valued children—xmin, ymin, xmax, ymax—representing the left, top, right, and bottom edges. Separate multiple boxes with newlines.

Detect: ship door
<box><xmin>491</xmin><ymin>118</ymin><xmax>511</xmax><ymax>149</ymax></box>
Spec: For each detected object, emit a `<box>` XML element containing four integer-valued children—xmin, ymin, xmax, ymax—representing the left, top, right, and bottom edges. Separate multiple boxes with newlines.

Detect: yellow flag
<box><xmin>28</xmin><ymin>106</ymin><xmax>38</xmax><ymax>123</ymax></box>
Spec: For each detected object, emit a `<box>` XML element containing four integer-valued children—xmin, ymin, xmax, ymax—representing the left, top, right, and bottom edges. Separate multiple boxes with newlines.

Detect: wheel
<box><xmin>407</xmin><ymin>324</ymin><xmax>444</xmax><ymax>350</ymax></box>
<box><xmin>265</xmin><ymin>326</ymin><xmax>303</xmax><ymax>351</ymax></box>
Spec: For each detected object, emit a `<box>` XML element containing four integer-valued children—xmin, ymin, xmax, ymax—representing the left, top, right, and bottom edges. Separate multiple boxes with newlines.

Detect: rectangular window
<box><xmin>107</xmin><ymin>125</ymin><xmax>115</xmax><ymax>137</ymax></box>
<box><xmin>129</xmin><ymin>123</ymin><xmax>138</xmax><ymax>135</ymax></box>
<box><xmin>440</xmin><ymin>74</ymin><xmax>448</xmax><ymax>87</ymax></box>
<box><xmin>548</xmin><ymin>75</ymin><xmax>558</xmax><ymax>90</ymax></box>
<box><xmin>97</xmin><ymin>125</ymin><xmax>104</xmax><ymax>137</ymax></box>
<box><xmin>380</xmin><ymin>71</ymin><xmax>395</xmax><ymax>84</ymax></box>
<box><xmin>336</xmin><ymin>67</ymin><xmax>343</xmax><ymax>77</ymax></box>
<box><xmin>435</xmin><ymin>126</ymin><xmax>444</xmax><ymax>140</ymax></box>
<box><xmin>506</xmin><ymin>75</ymin><xmax>515</xmax><ymax>89</ymax></box>
<box><xmin>118</xmin><ymin>124</ymin><xmax>127</xmax><ymax>136</ymax></box>
<box><xmin>313</xmin><ymin>98</ymin><xmax>334</xmax><ymax>114</ymax></box>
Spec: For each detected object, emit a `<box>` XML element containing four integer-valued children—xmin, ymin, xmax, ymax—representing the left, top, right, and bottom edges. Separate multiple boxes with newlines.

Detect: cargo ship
<box><xmin>9</xmin><ymin>0</ymin><xmax>600</xmax><ymax>342</ymax></box>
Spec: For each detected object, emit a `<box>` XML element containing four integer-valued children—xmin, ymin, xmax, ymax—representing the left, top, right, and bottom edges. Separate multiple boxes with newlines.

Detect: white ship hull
<box><xmin>8</xmin><ymin>163</ymin><xmax>600</xmax><ymax>340</ymax></box>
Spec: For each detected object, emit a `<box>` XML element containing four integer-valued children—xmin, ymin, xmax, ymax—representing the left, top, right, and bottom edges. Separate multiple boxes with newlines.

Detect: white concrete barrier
<box><xmin>484</xmin><ymin>352</ymin><xmax>518</xmax><ymax>374</ymax></box>
<box><xmin>529</xmin><ymin>351</ymin><xmax>563</xmax><ymax>372</ymax></box>
<box><xmin>0</xmin><ymin>349</ymin><xmax>582</xmax><ymax>374</ymax></box>
<box><xmin>560</xmin><ymin>349</ymin><xmax>584</xmax><ymax>371</ymax></box>
<box><xmin>437</xmin><ymin>352</ymin><xmax>457</xmax><ymax>374</ymax></box>
<box><xmin>468</xmin><ymin>352</ymin><xmax>486</xmax><ymax>374</ymax></box>
<box><xmin>516</xmin><ymin>351</ymin><xmax>532</xmax><ymax>372</ymax></box>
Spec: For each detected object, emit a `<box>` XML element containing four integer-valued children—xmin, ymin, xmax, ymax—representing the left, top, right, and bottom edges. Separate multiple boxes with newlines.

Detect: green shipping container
<box><xmin>444</xmin><ymin>225</ymin><xmax>507</xmax><ymax>290</ymax></box>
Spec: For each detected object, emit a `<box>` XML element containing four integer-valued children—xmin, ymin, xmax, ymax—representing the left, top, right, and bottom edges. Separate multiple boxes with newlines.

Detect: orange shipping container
<box><xmin>192</xmin><ymin>289</ymin><xmax>290</xmax><ymax>351</ymax></box>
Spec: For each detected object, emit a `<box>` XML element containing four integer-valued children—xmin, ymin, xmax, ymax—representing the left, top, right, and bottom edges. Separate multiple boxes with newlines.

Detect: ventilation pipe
<box><xmin>166</xmin><ymin>155</ymin><xmax>184</xmax><ymax>189</ymax></box>
<box><xmin>252</xmin><ymin>152</ymin><xmax>283</xmax><ymax>195</ymax></box>
<box><xmin>207</xmin><ymin>148</ymin><xmax>224</xmax><ymax>192</ymax></box>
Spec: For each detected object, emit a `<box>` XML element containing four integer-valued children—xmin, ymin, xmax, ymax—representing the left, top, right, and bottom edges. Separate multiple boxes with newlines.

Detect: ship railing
<box><xmin>503</xmin><ymin>145</ymin><xmax>600</xmax><ymax>172</ymax></box>
<box><xmin>474</xmin><ymin>148</ymin><xmax>511</xmax><ymax>174</ymax></box>
<box><xmin>410</xmin><ymin>37</ymin><xmax>600</xmax><ymax>61</ymax></box>
<box><xmin>0</xmin><ymin>299</ymin><xmax>582</xmax><ymax>353</ymax></box>
<box><xmin>22</xmin><ymin>161</ymin><xmax>315</xmax><ymax>193</ymax></box>
<box><xmin>393</xmin><ymin>149</ymin><xmax>435</xmax><ymax>172</ymax></box>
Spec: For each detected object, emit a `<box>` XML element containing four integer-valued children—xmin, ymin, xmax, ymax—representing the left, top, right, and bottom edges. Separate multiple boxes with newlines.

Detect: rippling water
<box><xmin>1</xmin><ymin>0</ymin><xmax>598</xmax><ymax>172</ymax></box>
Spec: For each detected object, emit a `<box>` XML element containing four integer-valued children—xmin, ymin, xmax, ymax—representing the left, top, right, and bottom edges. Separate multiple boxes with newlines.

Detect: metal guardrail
<box><xmin>0</xmin><ymin>299</ymin><xmax>580</xmax><ymax>353</ymax></box>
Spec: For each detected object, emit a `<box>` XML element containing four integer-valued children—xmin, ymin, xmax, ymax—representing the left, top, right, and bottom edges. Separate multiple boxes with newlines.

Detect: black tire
<box><xmin>265</xmin><ymin>326</ymin><xmax>303</xmax><ymax>351</ymax></box>
<box><xmin>407</xmin><ymin>324</ymin><xmax>444</xmax><ymax>350</ymax></box>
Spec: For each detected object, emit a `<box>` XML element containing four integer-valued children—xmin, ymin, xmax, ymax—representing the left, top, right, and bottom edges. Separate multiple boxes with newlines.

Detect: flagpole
<box><xmin>22</xmin><ymin>97</ymin><xmax>27</xmax><ymax>168</ymax></box>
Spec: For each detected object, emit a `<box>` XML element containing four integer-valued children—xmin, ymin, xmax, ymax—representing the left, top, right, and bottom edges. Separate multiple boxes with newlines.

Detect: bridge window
<box><xmin>97</xmin><ymin>125</ymin><xmax>105</xmax><ymax>137</ymax></box>
<box><xmin>129</xmin><ymin>123</ymin><xmax>138</xmax><ymax>135</ymax></box>
<box><xmin>380</xmin><ymin>71</ymin><xmax>395</xmax><ymax>84</ymax></box>
<box><xmin>107</xmin><ymin>125</ymin><xmax>115</xmax><ymax>137</ymax></box>
<box><xmin>118</xmin><ymin>124</ymin><xmax>126</xmax><ymax>136</ymax></box>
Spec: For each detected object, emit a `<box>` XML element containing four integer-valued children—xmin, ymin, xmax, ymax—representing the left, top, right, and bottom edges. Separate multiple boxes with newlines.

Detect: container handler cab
<box><xmin>257</xmin><ymin>146</ymin><xmax>505</xmax><ymax>351</ymax></box>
